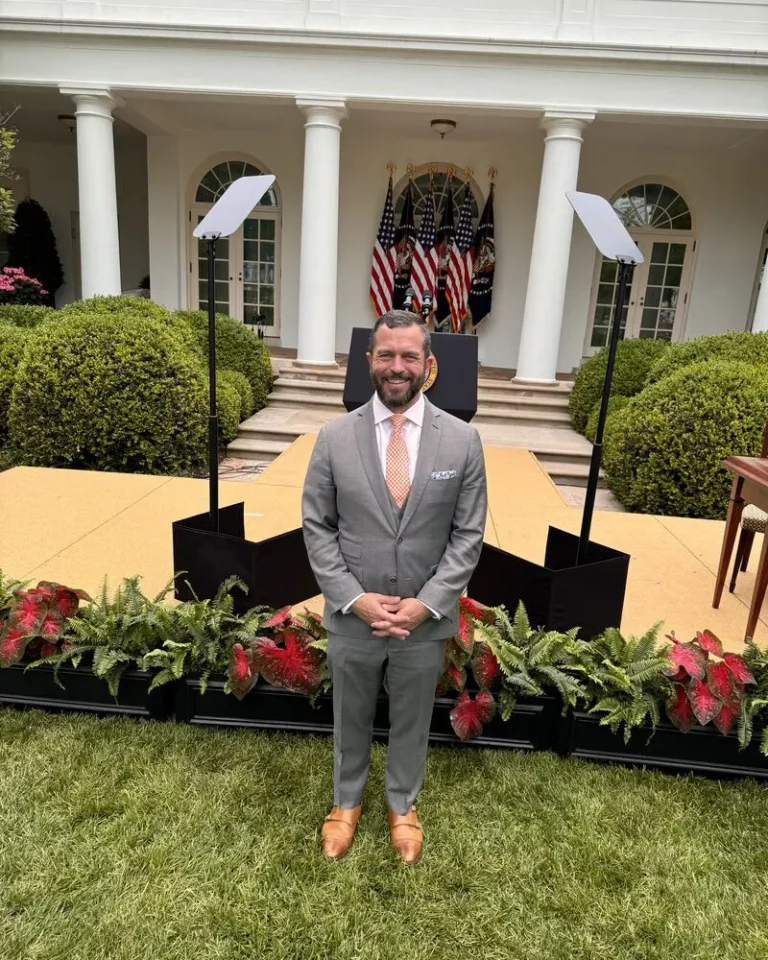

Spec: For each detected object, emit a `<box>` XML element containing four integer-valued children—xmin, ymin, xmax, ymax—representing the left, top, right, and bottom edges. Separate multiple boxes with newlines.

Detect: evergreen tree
<box><xmin>7</xmin><ymin>198</ymin><xmax>64</xmax><ymax>306</ymax></box>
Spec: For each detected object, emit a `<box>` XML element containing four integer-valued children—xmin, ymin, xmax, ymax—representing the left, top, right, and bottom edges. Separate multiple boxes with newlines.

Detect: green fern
<box><xmin>578</xmin><ymin>623</ymin><xmax>672</xmax><ymax>742</ymax></box>
<box><xmin>477</xmin><ymin>602</ymin><xmax>588</xmax><ymax>711</ymax></box>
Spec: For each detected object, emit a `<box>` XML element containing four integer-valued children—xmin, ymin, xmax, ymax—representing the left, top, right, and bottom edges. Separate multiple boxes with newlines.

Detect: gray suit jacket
<box><xmin>301</xmin><ymin>396</ymin><xmax>488</xmax><ymax>641</ymax></box>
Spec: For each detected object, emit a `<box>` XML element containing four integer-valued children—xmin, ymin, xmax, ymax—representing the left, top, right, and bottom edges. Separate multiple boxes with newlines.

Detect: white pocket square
<box><xmin>430</xmin><ymin>470</ymin><xmax>457</xmax><ymax>480</ymax></box>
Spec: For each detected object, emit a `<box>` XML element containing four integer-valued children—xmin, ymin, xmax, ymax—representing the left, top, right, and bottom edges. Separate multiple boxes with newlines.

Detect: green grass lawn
<box><xmin>2</xmin><ymin>710</ymin><xmax>768</xmax><ymax>960</ymax></box>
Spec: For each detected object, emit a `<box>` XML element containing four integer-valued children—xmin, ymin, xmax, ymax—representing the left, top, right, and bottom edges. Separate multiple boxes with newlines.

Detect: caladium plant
<box><xmin>227</xmin><ymin>607</ymin><xmax>329</xmax><ymax>703</ymax></box>
<box><xmin>0</xmin><ymin>579</ymin><xmax>90</xmax><ymax>667</ymax></box>
<box><xmin>665</xmin><ymin>630</ymin><xmax>754</xmax><ymax>736</ymax></box>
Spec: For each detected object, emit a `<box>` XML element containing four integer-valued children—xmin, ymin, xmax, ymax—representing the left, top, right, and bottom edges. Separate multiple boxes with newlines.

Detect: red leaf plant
<box><xmin>251</xmin><ymin>626</ymin><xmax>325</xmax><ymax>697</ymax></box>
<box><xmin>471</xmin><ymin>642</ymin><xmax>500</xmax><ymax>691</ymax></box>
<box><xmin>0</xmin><ymin>580</ymin><xmax>88</xmax><ymax>668</ymax></box>
<box><xmin>229</xmin><ymin>642</ymin><xmax>259</xmax><ymax>700</ymax></box>
<box><xmin>665</xmin><ymin>630</ymin><xmax>754</xmax><ymax>735</ymax></box>
<box><xmin>450</xmin><ymin>690</ymin><xmax>496</xmax><ymax>741</ymax></box>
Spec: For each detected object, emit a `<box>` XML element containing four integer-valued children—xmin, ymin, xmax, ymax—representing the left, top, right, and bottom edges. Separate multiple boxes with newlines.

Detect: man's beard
<box><xmin>371</xmin><ymin>367</ymin><xmax>427</xmax><ymax>410</ymax></box>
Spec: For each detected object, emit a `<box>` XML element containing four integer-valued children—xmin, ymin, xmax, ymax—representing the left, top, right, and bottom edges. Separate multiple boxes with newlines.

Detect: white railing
<box><xmin>1</xmin><ymin>0</ymin><xmax>767</xmax><ymax>52</ymax></box>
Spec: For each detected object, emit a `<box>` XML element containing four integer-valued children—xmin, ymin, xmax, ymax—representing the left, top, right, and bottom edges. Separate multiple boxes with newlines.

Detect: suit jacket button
<box><xmin>397</xmin><ymin>537</ymin><xmax>403</xmax><ymax>543</ymax></box>
<box><xmin>389</xmin><ymin>576</ymin><xmax>397</xmax><ymax>583</ymax></box>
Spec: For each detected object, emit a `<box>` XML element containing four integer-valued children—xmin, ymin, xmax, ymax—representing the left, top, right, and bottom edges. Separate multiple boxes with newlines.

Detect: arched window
<box><xmin>190</xmin><ymin>157</ymin><xmax>281</xmax><ymax>333</ymax></box>
<box><xmin>195</xmin><ymin>160</ymin><xmax>278</xmax><ymax>207</ymax></box>
<box><xmin>394</xmin><ymin>167</ymin><xmax>481</xmax><ymax>226</ymax></box>
<box><xmin>612</xmin><ymin>183</ymin><xmax>692</xmax><ymax>231</ymax></box>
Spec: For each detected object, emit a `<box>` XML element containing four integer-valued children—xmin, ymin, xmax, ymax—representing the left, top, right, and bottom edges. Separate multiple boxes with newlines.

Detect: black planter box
<box><xmin>468</xmin><ymin>526</ymin><xmax>630</xmax><ymax>640</ymax></box>
<box><xmin>560</xmin><ymin>709</ymin><xmax>768</xmax><ymax>781</ymax></box>
<box><xmin>175</xmin><ymin>675</ymin><xmax>562</xmax><ymax>751</ymax></box>
<box><xmin>172</xmin><ymin>502</ymin><xmax>319</xmax><ymax>614</ymax></box>
<box><xmin>0</xmin><ymin>658</ymin><xmax>175</xmax><ymax>721</ymax></box>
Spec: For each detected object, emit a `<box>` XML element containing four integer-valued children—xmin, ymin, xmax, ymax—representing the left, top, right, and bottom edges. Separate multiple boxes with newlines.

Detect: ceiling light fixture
<box><xmin>430</xmin><ymin>118</ymin><xmax>457</xmax><ymax>139</ymax></box>
<box><xmin>58</xmin><ymin>114</ymin><xmax>76</xmax><ymax>134</ymax></box>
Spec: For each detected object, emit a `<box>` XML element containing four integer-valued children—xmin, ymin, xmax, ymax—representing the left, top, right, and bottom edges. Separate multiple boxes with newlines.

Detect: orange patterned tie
<box><xmin>386</xmin><ymin>414</ymin><xmax>411</xmax><ymax>507</ymax></box>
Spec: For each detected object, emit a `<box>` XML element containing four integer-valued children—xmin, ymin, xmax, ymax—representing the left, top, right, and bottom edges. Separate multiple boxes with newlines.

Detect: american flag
<box><xmin>369</xmin><ymin>176</ymin><xmax>396</xmax><ymax>318</ymax></box>
<box><xmin>410</xmin><ymin>185</ymin><xmax>438</xmax><ymax>315</ymax></box>
<box><xmin>446</xmin><ymin>185</ymin><xmax>476</xmax><ymax>333</ymax></box>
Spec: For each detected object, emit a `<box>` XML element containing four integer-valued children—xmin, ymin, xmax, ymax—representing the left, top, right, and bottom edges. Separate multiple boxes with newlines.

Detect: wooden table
<box><xmin>713</xmin><ymin>456</ymin><xmax>768</xmax><ymax>640</ymax></box>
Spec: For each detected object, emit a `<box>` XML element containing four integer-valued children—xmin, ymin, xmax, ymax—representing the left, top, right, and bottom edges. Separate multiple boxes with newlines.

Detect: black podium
<box><xmin>342</xmin><ymin>327</ymin><xmax>478</xmax><ymax>422</ymax></box>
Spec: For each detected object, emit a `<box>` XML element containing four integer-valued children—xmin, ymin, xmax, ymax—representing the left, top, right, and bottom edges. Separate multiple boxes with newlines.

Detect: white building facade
<box><xmin>1</xmin><ymin>0</ymin><xmax>768</xmax><ymax>379</ymax></box>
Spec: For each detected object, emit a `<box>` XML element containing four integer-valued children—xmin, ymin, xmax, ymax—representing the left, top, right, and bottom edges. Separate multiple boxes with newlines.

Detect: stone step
<box><xmin>271</xmin><ymin>378</ymin><xmax>344</xmax><ymax>396</ymax></box>
<box><xmin>225</xmin><ymin>437</ymin><xmax>290</xmax><ymax>462</ymax></box>
<box><xmin>267</xmin><ymin>391</ymin><xmax>347</xmax><ymax>410</ymax></box>
<box><xmin>476</xmin><ymin>392</ymin><xmax>570</xmax><ymax>413</ymax></box>
<box><xmin>543</xmin><ymin>460</ymin><xmax>606</xmax><ymax>489</ymax></box>
<box><xmin>235</xmin><ymin>422</ymin><xmax>307</xmax><ymax>444</ymax></box>
<box><xmin>473</xmin><ymin>407</ymin><xmax>573</xmax><ymax>427</ymax></box>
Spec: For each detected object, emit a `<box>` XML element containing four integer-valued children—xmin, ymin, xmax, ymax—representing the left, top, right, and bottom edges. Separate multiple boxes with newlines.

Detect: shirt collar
<box><xmin>372</xmin><ymin>390</ymin><xmax>425</xmax><ymax>427</ymax></box>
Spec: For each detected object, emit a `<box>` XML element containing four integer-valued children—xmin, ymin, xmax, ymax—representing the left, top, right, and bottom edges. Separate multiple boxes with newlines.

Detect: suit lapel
<box><xmin>399</xmin><ymin>399</ymin><xmax>442</xmax><ymax>536</ymax></box>
<box><xmin>354</xmin><ymin>400</ymin><xmax>398</xmax><ymax>533</ymax></box>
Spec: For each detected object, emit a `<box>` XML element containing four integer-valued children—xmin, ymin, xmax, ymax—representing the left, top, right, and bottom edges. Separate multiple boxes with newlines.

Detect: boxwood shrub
<box><xmin>0</xmin><ymin>324</ymin><xmax>28</xmax><ymax>440</ymax></box>
<box><xmin>214</xmin><ymin>373</ymin><xmax>243</xmax><ymax>446</ymax></box>
<box><xmin>569</xmin><ymin>338</ymin><xmax>669</xmax><ymax>434</ymax></box>
<box><xmin>603</xmin><ymin>360</ymin><xmax>768</xmax><ymax>519</ymax></box>
<box><xmin>584</xmin><ymin>395</ymin><xmax>631</xmax><ymax>444</ymax></box>
<box><xmin>0</xmin><ymin>304</ymin><xmax>55</xmax><ymax>328</ymax></box>
<box><xmin>173</xmin><ymin>310</ymin><xmax>273</xmax><ymax>413</ymax></box>
<box><xmin>219</xmin><ymin>369</ymin><xmax>253</xmax><ymax>423</ymax></box>
<box><xmin>647</xmin><ymin>331</ymin><xmax>768</xmax><ymax>384</ymax></box>
<box><xmin>8</xmin><ymin>311</ymin><xmax>207</xmax><ymax>474</ymax></box>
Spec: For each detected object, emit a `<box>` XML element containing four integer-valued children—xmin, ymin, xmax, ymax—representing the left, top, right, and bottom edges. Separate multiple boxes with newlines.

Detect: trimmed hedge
<box><xmin>59</xmin><ymin>295</ymin><xmax>200</xmax><ymax>355</ymax></box>
<box><xmin>569</xmin><ymin>338</ymin><xmax>669</xmax><ymax>434</ymax></box>
<box><xmin>647</xmin><ymin>331</ymin><xmax>768</xmax><ymax>384</ymax></box>
<box><xmin>603</xmin><ymin>360</ymin><xmax>768</xmax><ymax>519</ymax></box>
<box><xmin>0</xmin><ymin>324</ymin><xmax>27</xmax><ymax>441</ymax></box>
<box><xmin>8</xmin><ymin>312</ymin><xmax>207</xmax><ymax>474</ymax></box>
<box><xmin>0</xmin><ymin>304</ymin><xmax>55</xmax><ymax>328</ymax></box>
<box><xmin>59</xmin><ymin>295</ymin><xmax>170</xmax><ymax>323</ymax></box>
<box><xmin>214</xmin><ymin>373</ymin><xmax>242</xmax><ymax>446</ymax></box>
<box><xmin>173</xmin><ymin>311</ymin><xmax>273</xmax><ymax>413</ymax></box>
<box><xmin>219</xmin><ymin>369</ymin><xmax>253</xmax><ymax>423</ymax></box>
<box><xmin>584</xmin><ymin>395</ymin><xmax>631</xmax><ymax>444</ymax></box>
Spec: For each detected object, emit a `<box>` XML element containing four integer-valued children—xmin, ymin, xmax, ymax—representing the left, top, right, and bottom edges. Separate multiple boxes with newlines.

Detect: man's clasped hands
<box><xmin>351</xmin><ymin>594</ymin><xmax>431</xmax><ymax>639</ymax></box>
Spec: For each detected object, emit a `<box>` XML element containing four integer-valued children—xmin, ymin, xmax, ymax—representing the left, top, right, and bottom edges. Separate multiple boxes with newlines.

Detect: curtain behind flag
<box><xmin>446</xmin><ymin>185</ymin><xmax>476</xmax><ymax>333</ymax></box>
<box><xmin>369</xmin><ymin>175</ymin><xmax>396</xmax><ymax>318</ymax></box>
<box><xmin>434</xmin><ymin>180</ymin><xmax>455</xmax><ymax>327</ymax></box>
<box><xmin>467</xmin><ymin>183</ymin><xmax>495</xmax><ymax>327</ymax></box>
<box><xmin>392</xmin><ymin>180</ymin><xmax>417</xmax><ymax>310</ymax></box>
<box><xmin>410</xmin><ymin>182</ymin><xmax>438</xmax><ymax>315</ymax></box>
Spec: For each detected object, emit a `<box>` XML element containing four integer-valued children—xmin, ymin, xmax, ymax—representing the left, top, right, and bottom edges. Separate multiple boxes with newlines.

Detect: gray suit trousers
<box><xmin>327</xmin><ymin>631</ymin><xmax>446</xmax><ymax>816</ymax></box>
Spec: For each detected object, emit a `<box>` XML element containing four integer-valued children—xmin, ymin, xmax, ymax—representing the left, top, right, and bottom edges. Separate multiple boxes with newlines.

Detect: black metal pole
<box><xmin>575</xmin><ymin>258</ymin><xmax>634</xmax><ymax>565</ymax></box>
<box><xmin>206</xmin><ymin>237</ymin><xmax>219</xmax><ymax>534</ymax></box>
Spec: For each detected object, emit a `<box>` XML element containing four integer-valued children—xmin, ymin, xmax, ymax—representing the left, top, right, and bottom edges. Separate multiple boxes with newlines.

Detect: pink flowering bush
<box><xmin>0</xmin><ymin>266</ymin><xmax>48</xmax><ymax>305</ymax></box>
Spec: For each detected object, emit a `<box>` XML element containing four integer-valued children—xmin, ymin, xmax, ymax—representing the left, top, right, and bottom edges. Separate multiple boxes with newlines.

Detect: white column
<box><xmin>295</xmin><ymin>97</ymin><xmax>347</xmax><ymax>366</ymax></box>
<box><xmin>60</xmin><ymin>87</ymin><xmax>122</xmax><ymax>299</ymax></box>
<box><xmin>515</xmin><ymin>110</ymin><xmax>594</xmax><ymax>384</ymax></box>
<box><xmin>751</xmin><ymin>251</ymin><xmax>768</xmax><ymax>333</ymax></box>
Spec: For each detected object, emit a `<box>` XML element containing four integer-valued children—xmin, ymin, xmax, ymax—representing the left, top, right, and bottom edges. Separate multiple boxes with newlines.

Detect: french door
<box><xmin>191</xmin><ymin>207</ymin><xmax>280</xmax><ymax>336</ymax></box>
<box><xmin>585</xmin><ymin>234</ymin><xmax>696</xmax><ymax>354</ymax></box>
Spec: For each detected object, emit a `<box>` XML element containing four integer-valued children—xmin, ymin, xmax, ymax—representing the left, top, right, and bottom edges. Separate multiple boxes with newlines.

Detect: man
<box><xmin>302</xmin><ymin>311</ymin><xmax>487</xmax><ymax>864</ymax></box>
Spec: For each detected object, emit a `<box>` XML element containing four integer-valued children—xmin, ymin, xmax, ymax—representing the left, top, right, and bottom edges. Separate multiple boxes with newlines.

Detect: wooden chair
<box><xmin>729</xmin><ymin>422</ymin><xmax>768</xmax><ymax>593</ymax></box>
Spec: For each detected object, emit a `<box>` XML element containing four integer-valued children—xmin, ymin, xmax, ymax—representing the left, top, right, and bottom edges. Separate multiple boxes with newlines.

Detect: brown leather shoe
<box><xmin>388</xmin><ymin>807</ymin><xmax>423</xmax><ymax>864</ymax></box>
<box><xmin>320</xmin><ymin>805</ymin><xmax>362</xmax><ymax>861</ymax></box>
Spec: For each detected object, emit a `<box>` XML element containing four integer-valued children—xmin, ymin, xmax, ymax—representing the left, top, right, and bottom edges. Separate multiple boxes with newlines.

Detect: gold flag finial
<box><xmin>464</xmin><ymin>167</ymin><xmax>474</xmax><ymax>179</ymax></box>
<box><xmin>406</xmin><ymin>163</ymin><xmax>415</xmax><ymax>177</ymax></box>
<box><xmin>488</xmin><ymin>166</ymin><xmax>498</xmax><ymax>182</ymax></box>
<box><xmin>386</xmin><ymin>161</ymin><xmax>397</xmax><ymax>176</ymax></box>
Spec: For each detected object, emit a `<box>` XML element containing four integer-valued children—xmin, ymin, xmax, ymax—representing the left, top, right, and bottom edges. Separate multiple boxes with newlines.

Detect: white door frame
<box><xmin>583</xmin><ymin>229</ymin><xmax>698</xmax><ymax>356</ymax></box>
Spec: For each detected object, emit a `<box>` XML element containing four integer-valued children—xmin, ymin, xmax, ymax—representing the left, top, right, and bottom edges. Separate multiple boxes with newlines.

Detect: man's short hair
<box><xmin>368</xmin><ymin>310</ymin><xmax>431</xmax><ymax>358</ymax></box>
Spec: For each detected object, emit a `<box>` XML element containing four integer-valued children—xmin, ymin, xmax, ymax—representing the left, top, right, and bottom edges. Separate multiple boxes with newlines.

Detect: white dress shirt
<box><xmin>341</xmin><ymin>392</ymin><xmax>439</xmax><ymax>620</ymax></box>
